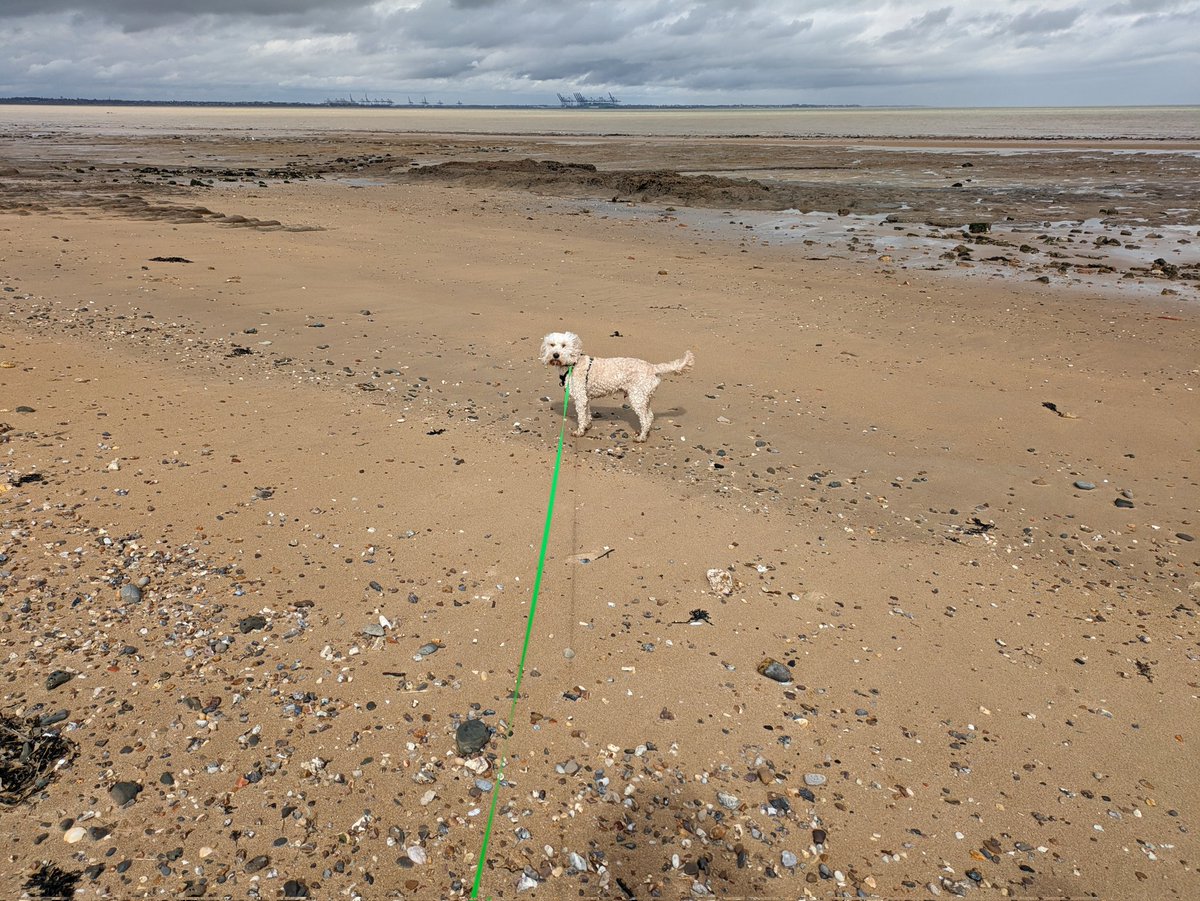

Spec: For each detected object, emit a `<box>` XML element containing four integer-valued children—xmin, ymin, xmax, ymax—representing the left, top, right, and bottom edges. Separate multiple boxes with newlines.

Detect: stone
<box><xmin>1074</xmin><ymin>481</ymin><xmax>1096</xmax><ymax>490</ymax></box>
<box><xmin>405</xmin><ymin>846</ymin><xmax>427</xmax><ymax>865</ymax></box>
<box><xmin>245</xmin><ymin>855</ymin><xmax>269</xmax><ymax>873</ymax></box>
<box><xmin>456</xmin><ymin>719</ymin><xmax>490</xmax><ymax>756</ymax></box>
<box><xmin>1114</xmin><ymin>498</ymin><xmax>1134</xmax><ymax>509</ymax></box>
<box><xmin>757</xmin><ymin>658</ymin><xmax>792</xmax><ymax>683</ymax></box>
<box><xmin>804</xmin><ymin>773</ymin><xmax>827</xmax><ymax>786</ymax></box>
<box><xmin>567</xmin><ymin>851</ymin><xmax>589</xmax><ymax>872</ymax></box>
<box><xmin>707</xmin><ymin>568</ymin><xmax>734</xmax><ymax>596</ymax></box>
<box><xmin>362</xmin><ymin>623</ymin><xmax>385</xmax><ymax>637</ymax></box>
<box><xmin>717</xmin><ymin>791</ymin><xmax>740</xmax><ymax>810</ymax></box>
<box><xmin>110</xmin><ymin>781</ymin><xmax>142</xmax><ymax>805</ymax></box>
<box><xmin>781</xmin><ymin>850</ymin><xmax>798</xmax><ymax>868</ymax></box>
<box><xmin>119</xmin><ymin>584</ymin><xmax>142</xmax><ymax>603</ymax></box>
<box><xmin>238</xmin><ymin>614</ymin><xmax>267</xmax><ymax>633</ymax></box>
<box><xmin>45</xmin><ymin>670</ymin><xmax>73</xmax><ymax>690</ymax></box>
<box><xmin>64</xmin><ymin>826</ymin><xmax>86</xmax><ymax>844</ymax></box>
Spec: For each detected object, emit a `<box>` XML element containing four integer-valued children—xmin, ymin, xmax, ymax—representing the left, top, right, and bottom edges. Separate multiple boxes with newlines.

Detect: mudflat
<box><xmin>1</xmin><ymin>124</ymin><xmax>1198</xmax><ymax>899</ymax></box>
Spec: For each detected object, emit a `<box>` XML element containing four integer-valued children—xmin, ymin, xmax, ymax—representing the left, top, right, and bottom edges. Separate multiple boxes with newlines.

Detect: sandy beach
<box><xmin>1</xmin><ymin>118</ymin><xmax>1198</xmax><ymax>900</ymax></box>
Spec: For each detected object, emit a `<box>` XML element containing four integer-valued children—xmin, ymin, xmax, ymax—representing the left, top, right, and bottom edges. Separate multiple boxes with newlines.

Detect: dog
<box><xmin>540</xmin><ymin>331</ymin><xmax>694</xmax><ymax>441</ymax></box>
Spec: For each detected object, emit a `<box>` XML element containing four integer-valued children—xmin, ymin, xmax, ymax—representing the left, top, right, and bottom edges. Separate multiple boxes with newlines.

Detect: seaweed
<box><xmin>0</xmin><ymin>713</ymin><xmax>79</xmax><ymax>807</ymax></box>
<box><xmin>24</xmin><ymin>863</ymin><xmax>81</xmax><ymax>899</ymax></box>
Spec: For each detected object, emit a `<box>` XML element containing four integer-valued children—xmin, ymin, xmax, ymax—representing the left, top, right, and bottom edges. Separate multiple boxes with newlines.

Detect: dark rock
<box><xmin>282</xmin><ymin>879</ymin><xmax>309</xmax><ymax>898</ymax></box>
<box><xmin>245</xmin><ymin>855</ymin><xmax>269</xmax><ymax>873</ymax></box>
<box><xmin>238</xmin><ymin>614</ymin><xmax>267</xmax><ymax>633</ymax></box>
<box><xmin>757</xmin><ymin>658</ymin><xmax>792</xmax><ymax>683</ymax></box>
<box><xmin>456</xmin><ymin>719</ymin><xmax>490</xmax><ymax>756</ymax></box>
<box><xmin>109</xmin><ymin>781</ymin><xmax>142</xmax><ymax>806</ymax></box>
<box><xmin>45</xmin><ymin>670</ymin><xmax>74</xmax><ymax>691</ymax></box>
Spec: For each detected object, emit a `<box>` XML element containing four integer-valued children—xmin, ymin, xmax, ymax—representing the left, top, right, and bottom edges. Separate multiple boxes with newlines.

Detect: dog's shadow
<box><xmin>588</xmin><ymin>404</ymin><xmax>688</xmax><ymax>433</ymax></box>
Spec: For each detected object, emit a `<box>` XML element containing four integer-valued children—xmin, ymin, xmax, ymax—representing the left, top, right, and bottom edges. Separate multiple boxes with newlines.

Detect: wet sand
<box><xmin>1</xmin><ymin>126</ymin><xmax>1198</xmax><ymax>900</ymax></box>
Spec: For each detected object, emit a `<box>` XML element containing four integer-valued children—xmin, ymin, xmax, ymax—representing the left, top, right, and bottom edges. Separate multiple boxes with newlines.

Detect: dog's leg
<box><xmin>572</xmin><ymin>391</ymin><xmax>592</xmax><ymax>437</ymax></box>
<box><xmin>630</xmin><ymin>388</ymin><xmax>654</xmax><ymax>442</ymax></box>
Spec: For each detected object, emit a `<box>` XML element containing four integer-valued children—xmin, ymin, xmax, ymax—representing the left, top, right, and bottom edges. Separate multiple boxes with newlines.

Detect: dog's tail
<box><xmin>654</xmin><ymin>350</ymin><xmax>694</xmax><ymax>376</ymax></box>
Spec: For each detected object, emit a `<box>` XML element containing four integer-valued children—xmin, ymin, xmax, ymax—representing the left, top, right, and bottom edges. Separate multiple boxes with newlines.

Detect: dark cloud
<box><xmin>0</xmin><ymin>0</ymin><xmax>1195</xmax><ymax>105</ymax></box>
<box><xmin>1006</xmin><ymin>6</ymin><xmax>1083</xmax><ymax>35</ymax></box>
<box><xmin>881</xmin><ymin>7</ymin><xmax>952</xmax><ymax>43</ymax></box>
<box><xmin>0</xmin><ymin>0</ymin><xmax>362</xmax><ymax>17</ymax></box>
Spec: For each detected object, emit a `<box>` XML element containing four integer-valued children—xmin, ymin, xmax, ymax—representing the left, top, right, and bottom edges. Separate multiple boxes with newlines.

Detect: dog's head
<box><xmin>539</xmin><ymin>331</ymin><xmax>583</xmax><ymax>367</ymax></box>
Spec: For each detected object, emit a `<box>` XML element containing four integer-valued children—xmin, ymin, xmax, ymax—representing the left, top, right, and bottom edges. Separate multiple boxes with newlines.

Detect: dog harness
<box><xmin>559</xmin><ymin>357</ymin><xmax>592</xmax><ymax>390</ymax></box>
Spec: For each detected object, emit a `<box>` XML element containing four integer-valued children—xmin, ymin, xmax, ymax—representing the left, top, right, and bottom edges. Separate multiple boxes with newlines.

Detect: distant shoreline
<box><xmin>0</xmin><ymin>96</ymin><xmax>871</xmax><ymax>111</ymax></box>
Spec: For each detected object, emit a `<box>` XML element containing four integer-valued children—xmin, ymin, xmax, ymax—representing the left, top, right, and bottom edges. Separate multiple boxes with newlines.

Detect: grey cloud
<box><xmin>1103</xmin><ymin>0</ymin><xmax>1187</xmax><ymax>11</ymax></box>
<box><xmin>1006</xmin><ymin>6</ymin><xmax>1083</xmax><ymax>35</ymax></box>
<box><xmin>0</xmin><ymin>0</ymin><xmax>364</xmax><ymax>17</ymax></box>
<box><xmin>881</xmin><ymin>7</ymin><xmax>952</xmax><ymax>43</ymax></box>
<box><xmin>0</xmin><ymin>0</ymin><xmax>1195</xmax><ymax>105</ymax></box>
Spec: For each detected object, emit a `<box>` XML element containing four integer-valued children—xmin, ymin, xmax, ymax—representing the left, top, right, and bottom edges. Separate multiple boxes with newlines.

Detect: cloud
<box><xmin>1006</xmin><ymin>5</ymin><xmax>1084</xmax><ymax>35</ymax></box>
<box><xmin>0</xmin><ymin>0</ymin><xmax>1196</xmax><ymax>105</ymax></box>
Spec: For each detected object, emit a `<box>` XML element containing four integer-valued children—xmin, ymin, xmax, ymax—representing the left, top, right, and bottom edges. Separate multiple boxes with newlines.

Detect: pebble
<box><xmin>568</xmin><ymin>851</ymin><xmax>589</xmax><ymax>872</ymax></box>
<box><xmin>456</xmin><ymin>719</ymin><xmax>490</xmax><ymax>756</ymax></box>
<box><xmin>804</xmin><ymin>773</ymin><xmax>827</xmax><ymax>786</ymax></box>
<box><xmin>1178</xmin><ymin>532</ymin><xmax>1195</xmax><ymax>541</ymax></box>
<box><xmin>238</xmin><ymin>614</ymin><xmax>267</xmax><ymax>633</ymax></box>
<box><xmin>45</xmin><ymin>670</ymin><xmax>73</xmax><ymax>690</ymax></box>
<box><xmin>563</xmin><ymin>647</ymin><xmax>575</xmax><ymax>659</ymax></box>
<box><xmin>1115</xmin><ymin>498</ymin><xmax>1135</xmax><ymax>508</ymax></box>
<box><xmin>362</xmin><ymin>623</ymin><xmax>385</xmax><ymax>637</ymax></box>
<box><xmin>756</xmin><ymin>657</ymin><xmax>793</xmax><ymax>683</ymax></box>
<box><xmin>416</xmin><ymin>642</ymin><xmax>441</xmax><ymax>656</ymax></box>
<box><xmin>405</xmin><ymin>846</ymin><xmax>427</xmax><ymax>865</ymax></box>
<box><xmin>781</xmin><ymin>850</ymin><xmax>797</xmax><ymax>868</ymax></box>
<box><xmin>64</xmin><ymin>826</ymin><xmax>86</xmax><ymax>844</ymax></box>
<box><xmin>119</xmin><ymin>584</ymin><xmax>142</xmax><ymax>603</ymax></box>
<box><xmin>1074</xmin><ymin>480</ymin><xmax>1096</xmax><ymax>490</ymax></box>
<box><xmin>517</xmin><ymin>874</ymin><xmax>539</xmax><ymax>891</ymax></box>
<box><xmin>717</xmin><ymin>791</ymin><xmax>740</xmax><ymax>810</ymax></box>
<box><xmin>245</xmin><ymin>854</ymin><xmax>269</xmax><ymax>873</ymax></box>
<box><xmin>109</xmin><ymin>781</ymin><xmax>142</xmax><ymax>806</ymax></box>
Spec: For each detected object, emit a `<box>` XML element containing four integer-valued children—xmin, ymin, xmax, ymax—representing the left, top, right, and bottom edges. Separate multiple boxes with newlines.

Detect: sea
<box><xmin>1</xmin><ymin>104</ymin><xmax>1197</xmax><ymax>141</ymax></box>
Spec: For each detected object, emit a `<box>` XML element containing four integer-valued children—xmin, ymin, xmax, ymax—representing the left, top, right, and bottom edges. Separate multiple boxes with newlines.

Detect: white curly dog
<box><xmin>540</xmin><ymin>331</ymin><xmax>694</xmax><ymax>441</ymax></box>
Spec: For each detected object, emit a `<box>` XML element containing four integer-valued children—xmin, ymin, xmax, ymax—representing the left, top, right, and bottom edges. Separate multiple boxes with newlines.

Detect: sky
<box><xmin>0</xmin><ymin>0</ymin><xmax>1197</xmax><ymax>106</ymax></box>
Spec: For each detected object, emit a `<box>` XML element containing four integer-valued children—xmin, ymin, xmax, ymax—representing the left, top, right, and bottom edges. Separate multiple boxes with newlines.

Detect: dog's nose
<box><xmin>552</xmin><ymin>352</ymin><xmax>559</xmax><ymax>359</ymax></box>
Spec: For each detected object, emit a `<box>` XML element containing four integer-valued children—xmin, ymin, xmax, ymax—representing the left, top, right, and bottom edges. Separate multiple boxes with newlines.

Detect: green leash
<box><xmin>470</xmin><ymin>367</ymin><xmax>571</xmax><ymax>899</ymax></box>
